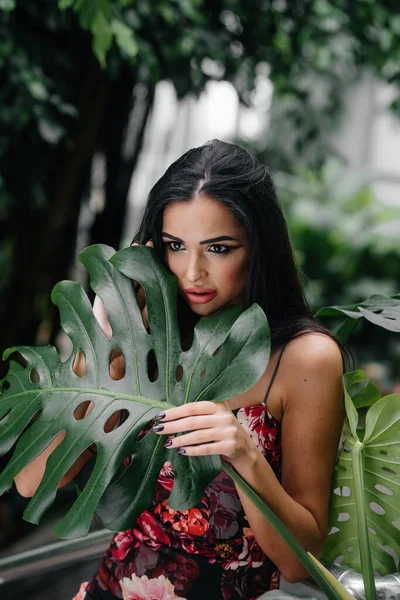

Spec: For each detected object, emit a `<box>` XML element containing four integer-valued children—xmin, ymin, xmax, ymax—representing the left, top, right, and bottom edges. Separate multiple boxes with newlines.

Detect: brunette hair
<box><xmin>134</xmin><ymin>139</ymin><xmax>346</xmax><ymax>358</ymax></box>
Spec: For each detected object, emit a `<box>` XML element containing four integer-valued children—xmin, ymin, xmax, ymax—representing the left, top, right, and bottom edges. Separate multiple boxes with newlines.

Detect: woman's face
<box><xmin>162</xmin><ymin>194</ymin><xmax>251</xmax><ymax>316</ymax></box>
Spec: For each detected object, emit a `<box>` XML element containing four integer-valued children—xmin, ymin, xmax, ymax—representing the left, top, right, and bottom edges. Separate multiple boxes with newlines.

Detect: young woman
<box><xmin>15</xmin><ymin>140</ymin><xmax>345</xmax><ymax>600</ymax></box>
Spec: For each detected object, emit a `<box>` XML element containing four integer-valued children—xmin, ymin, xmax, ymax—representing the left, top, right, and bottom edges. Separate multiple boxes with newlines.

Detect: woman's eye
<box><xmin>209</xmin><ymin>244</ymin><xmax>230</xmax><ymax>254</ymax></box>
<box><xmin>167</xmin><ymin>241</ymin><xmax>184</xmax><ymax>252</ymax></box>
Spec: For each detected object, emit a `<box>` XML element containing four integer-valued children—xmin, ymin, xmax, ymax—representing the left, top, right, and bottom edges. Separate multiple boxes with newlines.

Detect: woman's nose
<box><xmin>186</xmin><ymin>255</ymin><xmax>207</xmax><ymax>283</ymax></box>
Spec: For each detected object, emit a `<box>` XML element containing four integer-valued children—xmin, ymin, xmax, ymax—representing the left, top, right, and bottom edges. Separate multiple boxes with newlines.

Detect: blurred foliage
<box><xmin>278</xmin><ymin>163</ymin><xmax>400</xmax><ymax>308</ymax></box>
<box><xmin>0</xmin><ymin>0</ymin><xmax>399</xmax><ymax>352</ymax></box>
<box><xmin>275</xmin><ymin>163</ymin><xmax>400</xmax><ymax>380</ymax></box>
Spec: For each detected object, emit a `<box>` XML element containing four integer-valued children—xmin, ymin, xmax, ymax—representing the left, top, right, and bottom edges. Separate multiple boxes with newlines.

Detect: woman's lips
<box><xmin>184</xmin><ymin>288</ymin><xmax>217</xmax><ymax>304</ymax></box>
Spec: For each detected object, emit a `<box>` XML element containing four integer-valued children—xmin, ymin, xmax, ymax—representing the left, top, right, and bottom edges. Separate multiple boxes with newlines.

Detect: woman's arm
<box><xmin>229</xmin><ymin>334</ymin><xmax>344</xmax><ymax>582</ymax></box>
<box><xmin>152</xmin><ymin>333</ymin><xmax>344</xmax><ymax>583</ymax></box>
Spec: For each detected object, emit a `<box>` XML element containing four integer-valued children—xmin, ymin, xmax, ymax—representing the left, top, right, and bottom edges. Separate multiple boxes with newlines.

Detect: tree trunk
<box><xmin>89</xmin><ymin>73</ymin><xmax>155</xmax><ymax>251</ymax></box>
<box><xmin>1</xmin><ymin>36</ymin><xmax>109</xmax><ymax>353</ymax></box>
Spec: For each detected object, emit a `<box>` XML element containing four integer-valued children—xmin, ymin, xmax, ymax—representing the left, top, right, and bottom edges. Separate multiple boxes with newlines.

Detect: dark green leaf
<box><xmin>0</xmin><ymin>245</ymin><xmax>270</xmax><ymax>538</ymax></box>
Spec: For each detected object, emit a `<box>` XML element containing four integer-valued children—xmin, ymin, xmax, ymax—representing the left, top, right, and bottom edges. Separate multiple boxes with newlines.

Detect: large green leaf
<box><xmin>321</xmin><ymin>370</ymin><xmax>400</xmax><ymax>600</ymax></box>
<box><xmin>0</xmin><ymin>244</ymin><xmax>270</xmax><ymax>539</ymax></box>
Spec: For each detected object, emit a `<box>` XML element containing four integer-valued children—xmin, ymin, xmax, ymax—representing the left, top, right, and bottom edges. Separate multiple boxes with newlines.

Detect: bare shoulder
<box><xmin>283</xmin><ymin>332</ymin><xmax>343</xmax><ymax>373</ymax></box>
<box><xmin>280</xmin><ymin>332</ymin><xmax>344</xmax><ymax>410</ymax></box>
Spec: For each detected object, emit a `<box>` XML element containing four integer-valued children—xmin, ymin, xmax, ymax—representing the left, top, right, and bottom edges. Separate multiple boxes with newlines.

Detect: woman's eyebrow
<box><xmin>162</xmin><ymin>232</ymin><xmax>239</xmax><ymax>244</ymax></box>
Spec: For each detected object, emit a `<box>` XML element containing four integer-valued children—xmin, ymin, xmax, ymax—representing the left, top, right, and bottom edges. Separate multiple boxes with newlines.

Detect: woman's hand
<box><xmin>152</xmin><ymin>400</ymin><xmax>256</xmax><ymax>463</ymax></box>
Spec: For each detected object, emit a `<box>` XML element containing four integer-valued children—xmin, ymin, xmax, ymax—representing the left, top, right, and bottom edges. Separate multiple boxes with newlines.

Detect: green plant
<box><xmin>0</xmin><ymin>244</ymin><xmax>270</xmax><ymax>538</ymax></box>
<box><xmin>321</xmin><ymin>370</ymin><xmax>400</xmax><ymax>600</ymax></box>
<box><xmin>0</xmin><ymin>244</ymin><xmax>353</xmax><ymax>600</ymax></box>
<box><xmin>316</xmin><ymin>293</ymin><xmax>400</xmax><ymax>343</ymax></box>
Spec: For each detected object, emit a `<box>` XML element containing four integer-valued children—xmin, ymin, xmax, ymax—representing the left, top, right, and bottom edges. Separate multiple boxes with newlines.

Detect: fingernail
<box><xmin>163</xmin><ymin>439</ymin><xmax>173</xmax><ymax>448</ymax></box>
<box><xmin>177</xmin><ymin>448</ymin><xmax>186</xmax><ymax>455</ymax></box>
<box><xmin>155</xmin><ymin>412</ymin><xmax>166</xmax><ymax>421</ymax></box>
<box><xmin>152</xmin><ymin>424</ymin><xmax>164</xmax><ymax>433</ymax></box>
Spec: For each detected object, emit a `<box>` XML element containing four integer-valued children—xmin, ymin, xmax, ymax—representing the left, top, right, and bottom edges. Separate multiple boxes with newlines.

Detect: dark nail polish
<box><xmin>152</xmin><ymin>424</ymin><xmax>164</xmax><ymax>433</ymax></box>
<box><xmin>163</xmin><ymin>439</ymin><xmax>173</xmax><ymax>448</ymax></box>
<box><xmin>155</xmin><ymin>412</ymin><xmax>166</xmax><ymax>421</ymax></box>
<box><xmin>177</xmin><ymin>448</ymin><xmax>186</xmax><ymax>455</ymax></box>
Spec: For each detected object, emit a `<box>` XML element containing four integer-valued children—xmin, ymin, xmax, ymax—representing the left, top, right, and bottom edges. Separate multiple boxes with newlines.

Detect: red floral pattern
<box><xmin>83</xmin><ymin>404</ymin><xmax>282</xmax><ymax>599</ymax></box>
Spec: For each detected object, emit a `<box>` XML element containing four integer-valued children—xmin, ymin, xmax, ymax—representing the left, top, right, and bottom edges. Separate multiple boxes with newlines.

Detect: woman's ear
<box><xmin>93</xmin><ymin>295</ymin><xmax>112</xmax><ymax>339</ymax></box>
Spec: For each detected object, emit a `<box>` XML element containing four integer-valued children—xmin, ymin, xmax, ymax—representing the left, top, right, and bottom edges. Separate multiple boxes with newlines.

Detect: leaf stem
<box><xmin>222</xmin><ymin>462</ymin><xmax>354</xmax><ymax>600</ymax></box>
<box><xmin>352</xmin><ymin>441</ymin><xmax>376</xmax><ymax>600</ymax></box>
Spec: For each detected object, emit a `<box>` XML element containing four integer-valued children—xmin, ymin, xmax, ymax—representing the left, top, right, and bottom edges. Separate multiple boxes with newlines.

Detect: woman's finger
<box><xmin>152</xmin><ymin>413</ymin><xmax>232</xmax><ymax>436</ymax></box>
<box><xmin>155</xmin><ymin>401</ymin><xmax>227</xmax><ymax>423</ymax></box>
<box><xmin>131</xmin><ymin>239</ymin><xmax>153</xmax><ymax>247</ymax></box>
<box><xmin>174</xmin><ymin>442</ymin><xmax>233</xmax><ymax>457</ymax></box>
<box><xmin>163</xmin><ymin>428</ymin><xmax>223</xmax><ymax>449</ymax></box>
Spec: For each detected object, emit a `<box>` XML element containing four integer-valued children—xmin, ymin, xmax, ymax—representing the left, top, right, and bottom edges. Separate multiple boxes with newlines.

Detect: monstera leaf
<box><xmin>321</xmin><ymin>370</ymin><xmax>400</xmax><ymax>600</ymax></box>
<box><xmin>316</xmin><ymin>294</ymin><xmax>400</xmax><ymax>342</ymax></box>
<box><xmin>0</xmin><ymin>244</ymin><xmax>270</xmax><ymax>539</ymax></box>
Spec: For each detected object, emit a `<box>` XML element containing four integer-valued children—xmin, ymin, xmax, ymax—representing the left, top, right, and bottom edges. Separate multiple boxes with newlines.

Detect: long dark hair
<box><xmin>134</xmin><ymin>139</ymin><xmax>346</xmax><ymax>359</ymax></box>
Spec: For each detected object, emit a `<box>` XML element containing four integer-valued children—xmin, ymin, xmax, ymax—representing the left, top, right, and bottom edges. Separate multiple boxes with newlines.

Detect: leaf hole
<box><xmin>212</xmin><ymin>344</ymin><xmax>222</xmax><ymax>356</ymax></box>
<box><xmin>392</xmin><ymin>520</ymin><xmax>400</xmax><ymax>531</ymax></box>
<box><xmin>176</xmin><ymin>365</ymin><xmax>183</xmax><ymax>382</ymax></box>
<box><xmin>86</xmin><ymin>442</ymin><xmax>97</xmax><ymax>458</ymax></box>
<box><xmin>333</xmin><ymin>555</ymin><xmax>345</xmax><ymax>565</ymax></box>
<box><xmin>370</xmin><ymin>502</ymin><xmax>385</xmax><ymax>515</ymax></box>
<box><xmin>347</xmin><ymin>546</ymin><xmax>355</xmax><ymax>553</ymax></box>
<box><xmin>73</xmin><ymin>352</ymin><xmax>86</xmax><ymax>377</ymax></box>
<box><xmin>368</xmin><ymin>527</ymin><xmax>377</xmax><ymax>535</ymax></box>
<box><xmin>200</xmin><ymin>369</ymin><xmax>207</xmax><ymax>379</ymax></box>
<box><xmin>341</xmin><ymin>486</ymin><xmax>351</xmax><ymax>497</ymax></box>
<box><xmin>337</xmin><ymin>512</ymin><xmax>351</xmax><ymax>522</ymax></box>
<box><xmin>375</xmin><ymin>483</ymin><xmax>393</xmax><ymax>496</ymax></box>
<box><xmin>333</xmin><ymin>487</ymin><xmax>341</xmax><ymax>496</ymax></box>
<box><xmin>74</xmin><ymin>401</ymin><xmax>94</xmax><ymax>421</ymax></box>
<box><xmin>109</xmin><ymin>348</ymin><xmax>125</xmax><ymax>381</ymax></box>
<box><xmin>23</xmin><ymin>410</ymin><xmax>43</xmax><ymax>434</ymax></box>
<box><xmin>29</xmin><ymin>368</ymin><xmax>40</xmax><ymax>383</ymax></box>
<box><xmin>376</xmin><ymin>542</ymin><xmax>399</xmax><ymax>571</ymax></box>
<box><xmin>382</xmin><ymin>466</ymin><xmax>396</xmax><ymax>474</ymax></box>
<box><xmin>179</xmin><ymin>307</ymin><xmax>194</xmax><ymax>351</ymax></box>
<box><xmin>104</xmin><ymin>410</ymin><xmax>129</xmax><ymax>433</ymax></box>
<box><xmin>136</xmin><ymin>419</ymin><xmax>155</xmax><ymax>442</ymax></box>
<box><xmin>328</xmin><ymin>526</ymin><xmax>340</xmax><ymax>535</ymax></box>
<box><xmin>147</xmin><ymin>350</ymin><xmax>158</xmax><ymax>382</ymax></box>
<box><xmin>6</xmin><ymin>350</ymin><xmax>27</xmax><ymax>368</ymax></box>
<box><xmin>0</xmin><ymin>408</ymin><xmax>11</xmax><ymax>423</ymax></box>
<box><xmin>133</xmin><ymin>280</ymin><xmax>150</xmax><ymax>333</ymax></box>
<box><xmin>55</xmin><ymin>369</ymin><xmax>60</xmax><ymax>378</ymax></box>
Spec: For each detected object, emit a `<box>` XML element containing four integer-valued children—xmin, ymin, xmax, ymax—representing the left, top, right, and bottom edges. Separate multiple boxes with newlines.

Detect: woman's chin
<box><xmin>184</xmin><ymin>299</ymin><xmax>220</xmax><ymax>317</ymax></box>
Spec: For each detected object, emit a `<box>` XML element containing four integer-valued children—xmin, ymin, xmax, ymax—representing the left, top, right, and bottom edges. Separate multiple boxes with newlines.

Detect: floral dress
<box><xmin>74</xmin><ymin>403</ymin><xmax>282</xmax><ymax>600</ymax></box>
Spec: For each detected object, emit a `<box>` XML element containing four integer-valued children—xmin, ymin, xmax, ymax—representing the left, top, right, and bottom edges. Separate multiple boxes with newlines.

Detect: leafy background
<box><xmin>0</xmin><ymin>1</ymin><xmax>400</xmax><ymax>597</ymax></box>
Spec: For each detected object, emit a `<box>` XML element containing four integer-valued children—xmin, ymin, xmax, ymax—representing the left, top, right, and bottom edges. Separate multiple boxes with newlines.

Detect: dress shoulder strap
<box><xmin>263</xmin><ymin>342</ymin><xmax>288</xmax><ymax>404</ymax></box>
